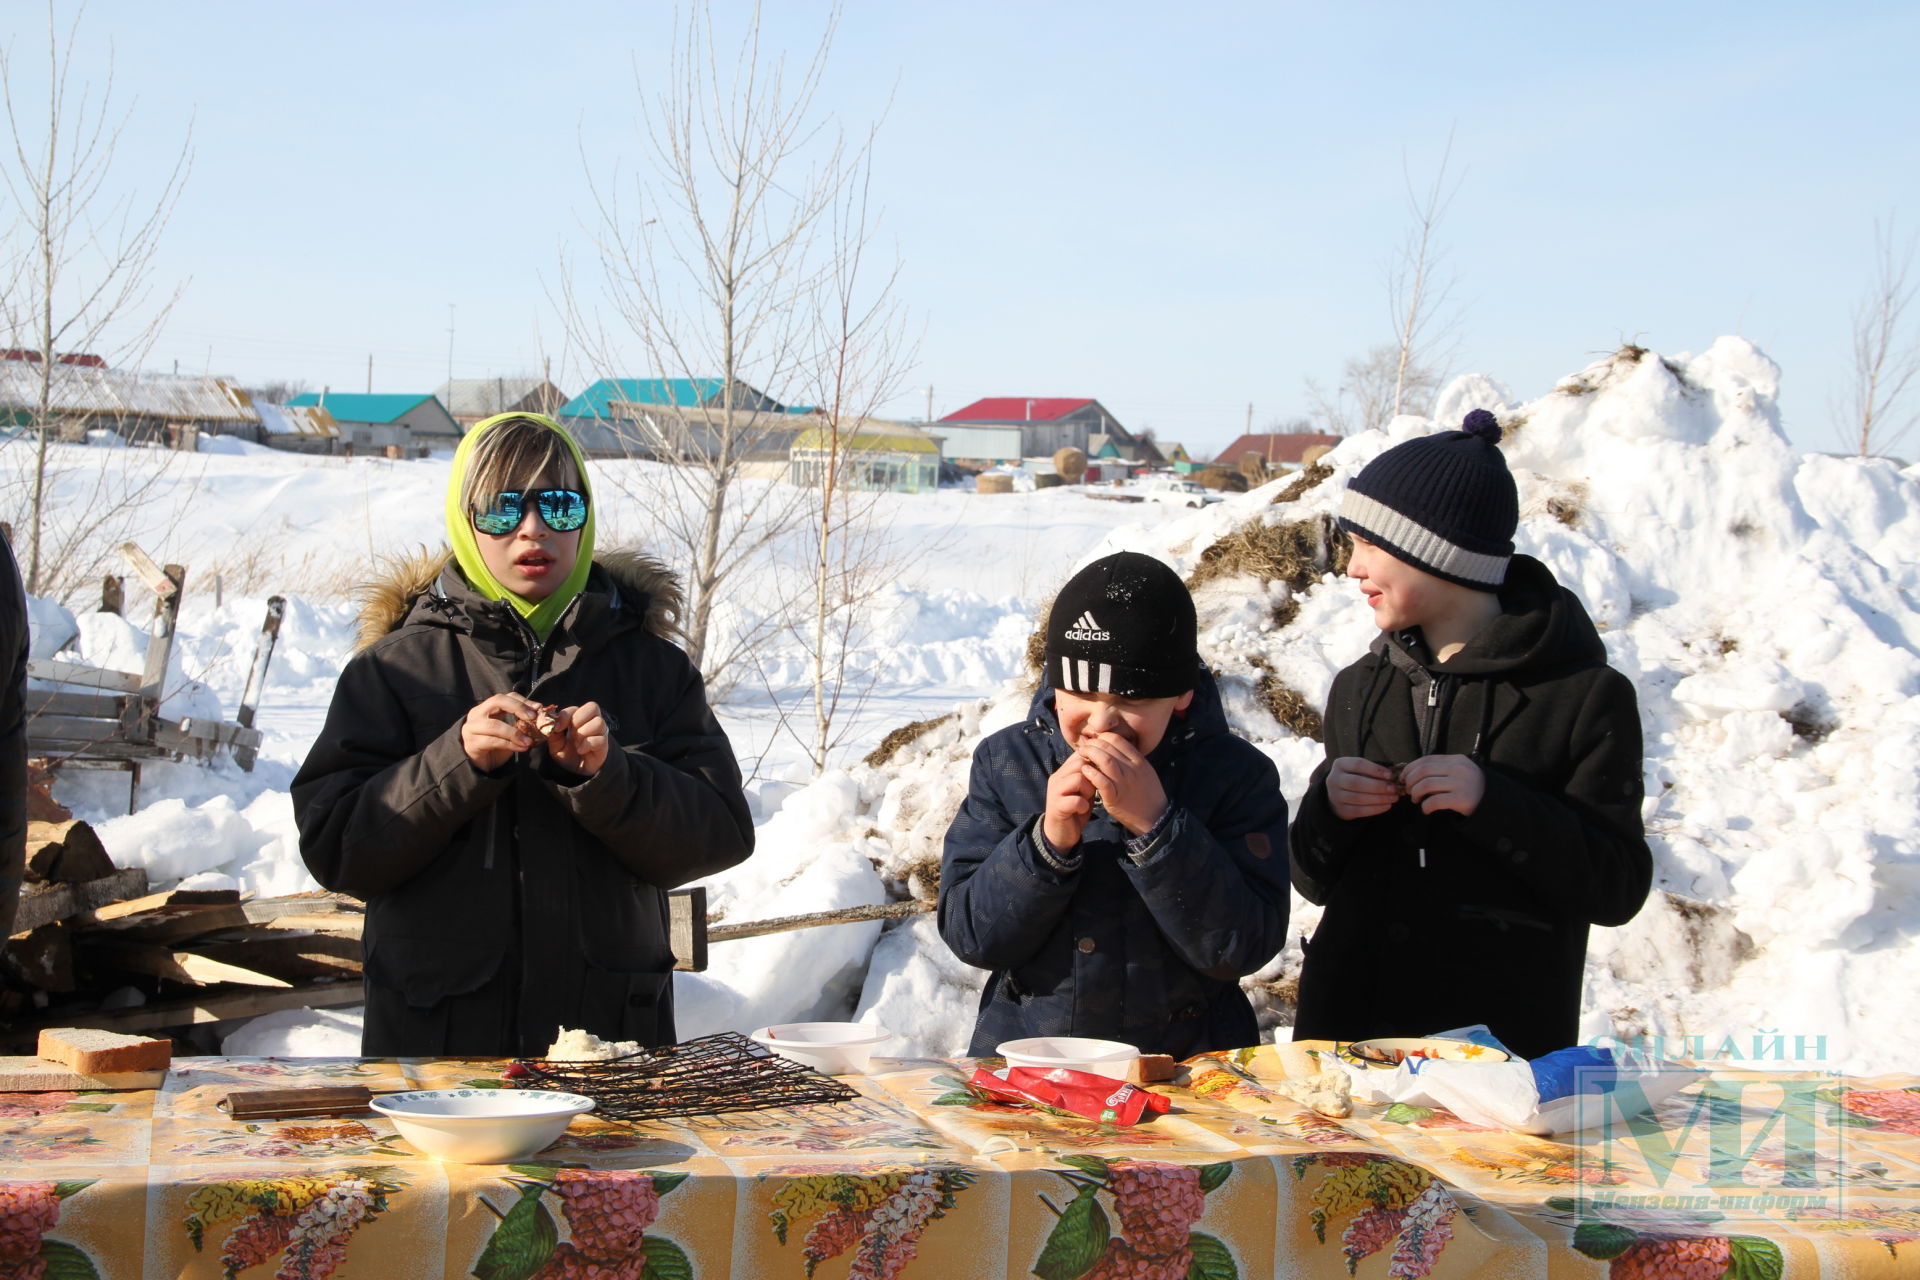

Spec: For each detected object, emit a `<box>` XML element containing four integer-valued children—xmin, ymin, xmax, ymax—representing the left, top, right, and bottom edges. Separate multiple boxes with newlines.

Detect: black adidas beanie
<box><xmin>1337</xmin><ymin>408</ymin><xmax>1518</xmax><ymax>591</ymax></box>
<box><xmin>1044</xmin><ymin>552</ymin><xmax>1197</xmax><ymax>698</ymax></box>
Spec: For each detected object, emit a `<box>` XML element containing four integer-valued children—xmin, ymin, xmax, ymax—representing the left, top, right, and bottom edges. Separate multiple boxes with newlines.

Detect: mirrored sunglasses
<box><xmin>470</xmin><ymin>488</ymin><xmax>590</xmax><ymax>536</ymax></box>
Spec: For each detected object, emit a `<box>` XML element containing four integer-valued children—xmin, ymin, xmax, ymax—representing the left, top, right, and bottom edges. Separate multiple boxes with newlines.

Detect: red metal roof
<box><xmin>941</xmin><ymin>397</ymin><xmax>1094</xmax><ymax>423</ymax></box>
<box><xmin>1212</xmin><ymin>432</ymin><xmax>1343</xmax><ymax>466</ymax></box>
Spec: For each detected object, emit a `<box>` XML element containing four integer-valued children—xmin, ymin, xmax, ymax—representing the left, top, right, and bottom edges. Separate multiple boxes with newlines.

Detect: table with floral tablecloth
<box><xmin>3</xmin><ymin>1043</ymin><xmax>1919</xmax><ymax>1279</ymax></box>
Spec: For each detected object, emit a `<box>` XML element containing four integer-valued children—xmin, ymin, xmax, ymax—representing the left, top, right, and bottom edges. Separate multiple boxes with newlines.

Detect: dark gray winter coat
<box><xmin>292</xmin><ymin>549</ymin><xmax>753</xmax><ymax>1057</ymax></box>
<box><xmin>1289</xmin><ymin>555</ymin><xmax>1651</xmax><ymax>1060</ymax></box>
<box><xmin>0</xmin><ymin>532</ymin><xmax>26</xmax><ymax>941</ymax></box>
<box><xmin>939</xmin><ymin>671</ymin><xmax>1290</xmax><ymax>1059</ymax></box>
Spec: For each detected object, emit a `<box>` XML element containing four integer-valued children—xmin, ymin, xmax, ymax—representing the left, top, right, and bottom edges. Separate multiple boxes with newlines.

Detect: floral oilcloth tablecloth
<box><xmin>3</xmin><ymin>1043</ymin><xmax>1920</xmax><ymax>1279</ymax></box>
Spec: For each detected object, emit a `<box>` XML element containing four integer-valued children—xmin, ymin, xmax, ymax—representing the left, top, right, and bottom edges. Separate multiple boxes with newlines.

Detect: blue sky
<box><xmin>6</xmin><ymin>2</ymin><xmax>1916</xmax><ymax>455</ymax></box>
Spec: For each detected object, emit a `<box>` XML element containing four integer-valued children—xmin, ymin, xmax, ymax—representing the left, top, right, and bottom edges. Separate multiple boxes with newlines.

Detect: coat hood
<box><xmin>1370</xmin><ymin>554</ymin><xmax>1607</xmax><ymax>679</ymax></box>
<box><xmin>353</xmin><ymin>547</ymin><xmax>684</xmax><ymax>651</ymax></box>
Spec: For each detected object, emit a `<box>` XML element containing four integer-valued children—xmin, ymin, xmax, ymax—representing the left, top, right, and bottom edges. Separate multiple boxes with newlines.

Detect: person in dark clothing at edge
<box><xmin>293</xmin><ymin>413</ymin><xmax>753</xmax><ymax>1057</ymax></box>
<box><xmin>0</xmin><ymin>530</ymin><xmax>29</xmax><ymax>942</ymax></box>
<box><xmin>1289</xmin><ymin>409</ymin><xmax>1652</xmax><ymax>1061</ymax></box>
<box><xmin>940</xmin><ymin>552</ymin><xmax>1290</xmax><ymax>1061</ymax></box>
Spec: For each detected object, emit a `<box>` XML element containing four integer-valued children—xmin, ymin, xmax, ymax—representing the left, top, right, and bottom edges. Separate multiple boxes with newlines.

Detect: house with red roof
<box><xmin>1212</xmin><ymin>431</ymin><xmax>1342</xmax><ymax>472</ymax></box>
<box><xmin>938</xmin><ymin>396</ymin><xmax>1140</xmax><ymax>464</ymax></box>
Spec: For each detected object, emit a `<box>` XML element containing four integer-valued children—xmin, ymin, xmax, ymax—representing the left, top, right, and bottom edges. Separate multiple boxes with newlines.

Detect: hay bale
<box><xmin>975</xmin><ymin>473</ymin><xmax>1014</xmax><ymax>495</ymax></box>
<box><xmin>1052</xmin><ymin>446</ymin><xmax>1087</xmax><ymax>483</ymax></box>
<box><xmin>1035</xmin><ymin>472</ymin><xmax>1064</xmax><ymax>489</ymax></box>
<box><xmin>1195</xmin><ymin>468</ymin><xmax>1248</xmax><ymax>493</ymax></box>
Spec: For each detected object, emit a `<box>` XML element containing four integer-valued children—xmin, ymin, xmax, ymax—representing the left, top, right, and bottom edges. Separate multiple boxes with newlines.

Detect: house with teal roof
<box><xmin>287</xmin><ymin>392</ymin><xmax>460</xmax><ymax>455</ymax></box>
<box><xmin>558</xmin><ymin>376</ymin><xmax>797</xmax><ymax>456</ymax></box>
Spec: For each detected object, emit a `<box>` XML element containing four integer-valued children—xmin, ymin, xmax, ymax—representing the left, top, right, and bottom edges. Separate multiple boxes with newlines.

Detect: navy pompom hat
<box><xmin>1337</xmin><ymin>408</ymin><xmax>1518</xmax><ymax>591</ymax></box>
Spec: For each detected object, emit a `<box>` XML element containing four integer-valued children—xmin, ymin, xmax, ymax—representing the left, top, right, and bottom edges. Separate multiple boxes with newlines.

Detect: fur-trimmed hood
<box><xmin>354</xmin><ymin>548</ymin><xmax>684</xmax><ymax>651</ymax></box>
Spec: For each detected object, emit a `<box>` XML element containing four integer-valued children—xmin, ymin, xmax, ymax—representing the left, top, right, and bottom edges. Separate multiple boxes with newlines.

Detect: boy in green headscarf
<box><xmin>294</xmin><ymin>414</ymin><xmax>755</xmax><ymax>1057</ymax></box>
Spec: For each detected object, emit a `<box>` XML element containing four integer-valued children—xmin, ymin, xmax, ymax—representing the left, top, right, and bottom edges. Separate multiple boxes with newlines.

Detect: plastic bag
<box><xmin>1415</xmin><ymin>1046</ymin><xmax>1702</xmax><ymax>1136</ymax></box>
<box><xmin>966</xmin><ymin>1066</ymin><xmax>1171</xmax><ymax>1126</ymax></box>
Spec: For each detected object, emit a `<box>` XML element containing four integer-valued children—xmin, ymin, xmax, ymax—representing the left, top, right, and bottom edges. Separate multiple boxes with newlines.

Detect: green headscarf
<box><xmin>445</xmin><ymin>412</ymin><xmax>597</xmax><ymax>642</ymax></box>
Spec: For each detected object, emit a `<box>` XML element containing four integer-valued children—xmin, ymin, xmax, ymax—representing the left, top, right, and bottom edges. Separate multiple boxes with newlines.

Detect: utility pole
<box><xmin>925</xmin><ymin>384</ymin><xmax>933</xmax><ymax>423</ymax></box>
<box><xmin>446</xmin><ymin>304</ymin><xmax>455</xmax><ymax>390</ymax></box>
<box><xmin>1246</xmin><ymin>402</ymin><xmax>1253</xmax><ymax>434</ymax></box>
<box><xmin>366</xmin><ymin>354</ymin><xmax>373</xmax><ymax>394</ymax></box>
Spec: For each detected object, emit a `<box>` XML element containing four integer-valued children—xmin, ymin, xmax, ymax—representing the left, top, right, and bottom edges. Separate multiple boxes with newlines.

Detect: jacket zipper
<box><xmin>1418</xmin><ymin>675</ymin><xmax>1445</xmax><ymax>869</ymax></box>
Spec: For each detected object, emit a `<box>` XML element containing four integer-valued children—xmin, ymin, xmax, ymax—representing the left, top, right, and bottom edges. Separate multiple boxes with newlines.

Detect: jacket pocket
<box><xmin>365</xmin><ymin>935</ymin><xmax>508</xmax><ymax>1009</ymax></box>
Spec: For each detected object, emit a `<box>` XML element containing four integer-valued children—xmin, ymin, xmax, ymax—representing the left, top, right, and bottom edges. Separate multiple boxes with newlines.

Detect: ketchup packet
<box><xmin>966</xmin><ymin>1066</ymin><xmax>1171</xmax><ymax>1126</ymax></box>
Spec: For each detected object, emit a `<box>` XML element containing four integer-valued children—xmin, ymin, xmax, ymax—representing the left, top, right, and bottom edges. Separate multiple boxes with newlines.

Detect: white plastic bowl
<box><xmin>369</xmin><ymin>1088</ymin><xmax>594</xmax><ymax>1164</ymax></box>
<box><xmin>997</xmin><ymin>1036</ymin><xmax>1139</xmax><ymax>1075</ymax></box>
<box><xmin>750</xmin><ymin>1022</ymin><xmax>892</xmax><ymax>1075</ymax></box>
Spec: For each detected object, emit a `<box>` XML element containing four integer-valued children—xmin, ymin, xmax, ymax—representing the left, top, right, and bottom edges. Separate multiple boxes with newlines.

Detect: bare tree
<box><xmin>1387</xmin><ymin>128</ymin><xmax>1463</xmax><ymax>417</ymax></box>
<box><xmin>1305</xmin><ymin>343</ymin><xmax>1440</xmax><ymax>436</ymax></box>
<box><xmin>0</xmin><ymin>1</ymin><xmax>192</xmax><ymax>596</ymax></box>
<box><xmin>1839</xmin><ymin>216</ymin><xmax>1920</xmax><ymax>458</ymax></box>
<box><xmin>779</xmin><ymin>143</ymin><xmax>916</xmax><ymax>774</ymax></box>
<box><xmin>566</xmin><ymin>1</ymin><xmax>859</xmax><ymax>683</ymax></box>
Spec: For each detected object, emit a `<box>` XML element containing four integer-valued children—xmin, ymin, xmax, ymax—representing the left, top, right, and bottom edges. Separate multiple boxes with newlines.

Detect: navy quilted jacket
<box><xmin>938</xmin><ymin>670</ymin><xmax>1290</xmax><ymax>1059</ymax></box>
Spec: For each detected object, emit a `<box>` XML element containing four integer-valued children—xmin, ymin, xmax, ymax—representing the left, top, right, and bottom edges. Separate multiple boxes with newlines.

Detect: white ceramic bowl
<box><xmin>750</xmin><ymin>1022</ymin><xmax>892</xmax><ymax>1074</ymax></box>
<box><xmin>369</xmin><ymin>1088</ymin><xmax>594</xmax><ymax>1164</ymax></box>
<box><xmin>997</xmin><ymin>1036</ymin><xmax>1139</xmax><ymax>1075</ymax></box>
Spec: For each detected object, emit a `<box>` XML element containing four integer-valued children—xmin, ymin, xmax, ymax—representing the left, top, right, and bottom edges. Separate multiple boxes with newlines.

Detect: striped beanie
<box><xmin>1044</xmin><ymin>552</ymin><xmax>1197</xmax><ymax>698</ymax></box>
<box><xmin>1337</xmin><ymin>409</ymin><xmax>1517</xmax><ymax>591</ymax></box>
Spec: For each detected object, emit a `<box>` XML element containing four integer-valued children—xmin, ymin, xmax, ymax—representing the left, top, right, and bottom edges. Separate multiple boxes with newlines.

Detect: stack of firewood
<box><xmin>3</xmin><ymin>806</ymin><xmax>364</xmax><ymax>1047</ymax></box>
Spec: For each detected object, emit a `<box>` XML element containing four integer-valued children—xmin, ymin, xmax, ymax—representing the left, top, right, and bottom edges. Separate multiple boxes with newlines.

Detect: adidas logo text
<box><xmin>1063</xmin><ymin>610</ymin><xmax>1109</xmax><ymax>642</ymax></box>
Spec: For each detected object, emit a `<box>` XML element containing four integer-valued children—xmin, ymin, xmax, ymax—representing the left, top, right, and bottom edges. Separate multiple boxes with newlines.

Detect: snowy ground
<box><xmin>14</xmin><ymin>337</ymin><xmax>1920</xmax><ymax>1076</ymax></box>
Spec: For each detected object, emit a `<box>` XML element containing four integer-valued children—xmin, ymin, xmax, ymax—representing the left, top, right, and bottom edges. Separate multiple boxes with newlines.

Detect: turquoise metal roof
<box><xmin>560</xmin><ymin>378</ymin><xmax>727</xmax><ymax>419</ymax></box>
<box><xmin>286</xmin><ymin>392</ymin><xmax>435</xmax><ymax>424</ymax></box>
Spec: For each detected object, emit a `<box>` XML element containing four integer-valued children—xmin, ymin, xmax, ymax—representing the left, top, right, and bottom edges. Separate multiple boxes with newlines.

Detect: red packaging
<box><xmin>966</xmin><ymin>1066</ymin><xmax>1171</xmax><ymax>1126</ymax></box>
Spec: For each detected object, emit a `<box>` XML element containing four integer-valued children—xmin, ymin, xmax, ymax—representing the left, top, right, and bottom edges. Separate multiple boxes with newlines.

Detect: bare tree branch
<box><xmin>1839</xmin><ymin>214</ymin><xmax>1920</xmax><ymax>458</ymax></box>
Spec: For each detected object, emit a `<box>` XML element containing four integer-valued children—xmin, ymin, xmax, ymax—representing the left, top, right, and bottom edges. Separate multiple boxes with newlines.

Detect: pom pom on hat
<box><xmin>1335</xmin><ymin>410</ymin><xmax>1519</xmax><ymax>591</ymax></box>
<box><xmin>1460</xmin><ymin>408</ymin><xmax>1503</xmax><ymax>443</ymax></box>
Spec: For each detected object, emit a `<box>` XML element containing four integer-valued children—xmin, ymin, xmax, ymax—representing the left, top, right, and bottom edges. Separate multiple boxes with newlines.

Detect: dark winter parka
<box><xmin>1289</xmin><ymin>555</ymin><xmax>1651</xmax><ymax>1060</ymax></box>
<box><xmin>292</xmin><ymin>549</ymin><xmax>753</xmax><ymax>1058</ymax></box>
<box><xmin>939</xmin><ymin>670</ymin><xmax>1291</xmax><ymax>1059</ymax></box>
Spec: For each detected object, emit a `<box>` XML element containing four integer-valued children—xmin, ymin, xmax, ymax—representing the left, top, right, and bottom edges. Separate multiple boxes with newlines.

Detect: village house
<box><xmin>938</xmin><ymin>397</ymin><xmax>1142</xmax><ymax>465</ymax></box>
<box><xmin>0</xmin><ymin>354</ymin><xmax>257</xmax><ymax>448</ymax></box>
<box><xmin>788</xmin><ymin>420</ymin><xmax>943</xmax><ymax>495</ymax></box>
<box><xmin>1212</xmin><ymin>430</ymin><xmax>1343</xmax><ymax>474</ymax></box>
<box><xmin>286</xmin><ymin>392</ymin><xmax>462</xmax><ymax>455</ymax></box>
<box><xmin>559</xmin><ymin>376</ymin><xmax>801</xmax><ymax>458</ymax></box>
<box><xmin>434</xmin><ymin>377</ymin><xmax>569</xmax><ymax>429</ymax></box>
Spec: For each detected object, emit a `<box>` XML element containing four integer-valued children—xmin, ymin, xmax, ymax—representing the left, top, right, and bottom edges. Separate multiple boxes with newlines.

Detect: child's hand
<box><xmin>543</xmin><ymin>701</ymin><xmax>611</xmax><ymax>777</ymax></box>
<box><xmin>1042</xmin><ymin>754</ymin><xmax>1098</xmax><ymax>852</ymax></box>
<box><xmin>462</xmin><ymin>693</ymin><xmax>544</xmax><ymax>771</ymax></box>
<box><xmin>1327</xmin><ymin>757</ymin><xmax>1398</xmax><ymax>821</ymax></box>
<box><xmin>1075</xmin><ymin>731</ymin><xmax>1169</xmax><ymax>837</ymax></box>
<box><xmin>1401</xmin><ymin>754</ymin><xmax>1485</xmax><ymax>816</ymax></box>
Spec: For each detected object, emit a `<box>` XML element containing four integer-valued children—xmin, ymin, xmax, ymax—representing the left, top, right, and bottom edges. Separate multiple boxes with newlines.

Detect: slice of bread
<box><xmin>37</xmin><ymin>1028</ymin><xmax>172</xmax><ymax>1075</ymax></box>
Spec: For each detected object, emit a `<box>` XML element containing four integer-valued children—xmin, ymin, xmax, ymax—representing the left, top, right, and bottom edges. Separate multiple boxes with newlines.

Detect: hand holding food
<box><xmin>1075</xmin><ymin>730</ymin><xmax>1170</xmax><ymax>836</ymax></box>
<box><xmin>543</xmin><ymin>700</ymin><xmax>611</xmax><ymax>777</ymax></box>
<box><xmin>1327</xmin><ymin>756</ymin><xmax>1398</xmax><ymax>821</ymax></box>
<box><xmin>461</xmin><ymin>692</ymin><xmax>547</xmax><ymax>770</ymax></box>
<box><xmin>1401</xmin><ymin>753</ymin><xmax>1486</xmax><ymax>816</ymax></box>
<box><xmin>1042</xmin><ymin>753</ymin><xmax>1098</xmax><ymax>852</ymax></box>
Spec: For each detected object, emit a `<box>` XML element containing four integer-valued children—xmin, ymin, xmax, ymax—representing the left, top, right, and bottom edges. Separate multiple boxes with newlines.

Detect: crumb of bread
<box><xmin>546</xmin><ymin>1028</ymin><xmax>642</xmax><ymax>1061</ymax></box>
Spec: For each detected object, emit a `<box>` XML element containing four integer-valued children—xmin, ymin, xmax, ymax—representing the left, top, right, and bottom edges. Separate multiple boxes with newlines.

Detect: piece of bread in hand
<box><xmin>37</xmin><ymin>1028</ymin><xmax>172</xmax><ymax>1075</ymax></box>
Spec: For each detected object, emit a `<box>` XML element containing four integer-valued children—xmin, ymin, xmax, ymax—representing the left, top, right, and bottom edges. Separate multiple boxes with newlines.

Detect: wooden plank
<box><xmin>192</xmin><ymin>932</ymin><xmax>362</xmax><ymax>979</ymax></box>
<box><xmin>154</xmin><ymin>717</ymin><xmax>263</xmax><ymax>751</ymax></box>
<box><xmin>1</xmin><ymin>924</ymin><xmax>75</xmax><ymax>992</ymax></box>
<box><xmin>24</xmin><ymin>690</ymin><xmax>134</xmax><ymax>718</ymax></box>
<box><xmin>25</xmin><ymin>658</ymin><xmax>142</xmax><ymax>694</ymax></box>
<box><xmin>707</xmin><ymin>899</ymin><xmax>932</xmax><ymax>944</ymax></box>
<box><xmin>82</xmin><ymin>939</ymin><xmax>294</xmax><ymax>989</ymax></box>
<box><xmin>116</xmin><ymin>542</ymin><xmax>178</xmax><ymax>598</ymax></box>
<box><xmin>240</xmin><ymin>895</ymin><xmax>363</xmax><ymax>924</ymax></box>
<box><xmin>669</xmin><ymin>886</ymin><xmax>706</xmax><ymax>973</ymax></box>
<box><xmin>0</xmin><ymin>1056</ymin><xmax>166</xmax><ymax>1091</ymax></box>
<box><xmin>77</xmin><ymin>890</ymin><xmax>249</xmax><ymax>944</ymax></box>
<box><xmin>261</xmin><ymin>913</ymin><xmax>363</xmax><ymax>937</ymax></box>
<box><xmin>11</xmin><ymin>980</ymin><xmax>363</xmax><ymax>1039</ymax></box>
<box><xmin>25</xmin><ymin>714</ymin><xmax>147</xmax><ymax>750</ymax></box>
<box><xmin>11</xmin><ymin>868</ymin><xmax>149</xmax><ymax>934</ymax></box>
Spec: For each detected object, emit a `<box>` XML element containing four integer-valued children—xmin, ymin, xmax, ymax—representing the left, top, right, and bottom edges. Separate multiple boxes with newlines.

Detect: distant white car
<box><xmin>1140</xmin><ymin>477</ymin><xmax>1223</xmax><ymax>508</ymax></box>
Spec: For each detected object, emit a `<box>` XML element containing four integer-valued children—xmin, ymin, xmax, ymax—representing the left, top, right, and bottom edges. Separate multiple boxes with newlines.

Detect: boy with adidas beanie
<box><xmin>1289</xmin><ymin>410</ymin><xmax>1652</xmax><ymax>1059</ymax></box>
<box><xmin>940</xmin><ymin>551</ymin><xmax>1291</xmax><ymax>1060</ymax></box>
